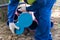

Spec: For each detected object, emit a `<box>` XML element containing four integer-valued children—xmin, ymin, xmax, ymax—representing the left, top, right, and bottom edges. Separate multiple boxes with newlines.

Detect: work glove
<box><xmin>9</xmin><ymin>22</ymin><xmax>19</xmax><ymax>34</ymax></box>
<box><xmin>18</xmin><ymin>4</ymin><xmax>26</xmax><ymax>12</ymax></box>
<box><xmin>29</xmin><ymin>12</ymin><xmax>35</xmax><ymax>20</ymax></box>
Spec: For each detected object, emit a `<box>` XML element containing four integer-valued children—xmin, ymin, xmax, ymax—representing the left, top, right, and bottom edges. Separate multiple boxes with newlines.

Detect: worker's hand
<box><xmin>9</xmin><ymin>23</ymin><xmax>19</xmax><ymax>34</ymax></box>
<box><xmin>18</xmin><ymin>4</ymin><xmax>26</xmax><ymax>12</ymax></box>
<box><xmin>18</xmin><ymin>7</ymin><xmax>26</xmax><ymax>12</ymax></box>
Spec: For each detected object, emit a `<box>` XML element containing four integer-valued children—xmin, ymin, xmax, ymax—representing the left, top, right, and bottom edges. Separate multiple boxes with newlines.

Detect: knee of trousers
<box><xmin>37</xmin><ymin>18</ymin><xmax>51</xmax><ymax>33</ymax></box>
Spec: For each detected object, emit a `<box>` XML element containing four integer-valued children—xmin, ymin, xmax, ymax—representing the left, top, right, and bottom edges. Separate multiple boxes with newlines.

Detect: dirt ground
<box><xmin>0</xmin><ymin>0</ymin><xmax>60</xmax><ymax>40</ymax></box>
<box><xmin>0</xmin><ymin>17</ymin><xmax>60</xmax><ymax>40</ymax></box>
<box><xmin>51</xmin><ymin>17</ymin><xmax>60</xmax><ymax>40</ymax></box>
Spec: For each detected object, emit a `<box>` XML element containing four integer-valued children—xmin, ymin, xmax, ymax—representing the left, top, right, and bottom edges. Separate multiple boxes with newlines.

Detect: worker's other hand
<box><xmin>9</xmin><ymin>23</ymin><xmax>19</xmax><ymax>34</ymax></box>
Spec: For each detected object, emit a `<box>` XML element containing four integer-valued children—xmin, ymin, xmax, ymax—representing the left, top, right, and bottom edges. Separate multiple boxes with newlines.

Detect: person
<box><xmin>7</xmin><ymin>0</ymin><xmax>56</xmax><ymax>40</ymax></box>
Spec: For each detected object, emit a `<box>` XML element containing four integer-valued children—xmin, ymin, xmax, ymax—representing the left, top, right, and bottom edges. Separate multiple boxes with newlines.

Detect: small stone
<box><xmin>0</xmin><ymin>37</ymin><xmax>4</xmax><ymax>40</ymax></box>
<box><xmin>8</xmin><ymin>36</ymin><xmax>12</xmax><ymax>40</ymax></box>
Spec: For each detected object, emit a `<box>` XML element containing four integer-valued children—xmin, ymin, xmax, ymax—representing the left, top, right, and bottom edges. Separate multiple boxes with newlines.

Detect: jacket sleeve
<box><xmin>26</xmin><ymin>0</ymin><xmax>47</xmax><ymax>11</ymax></box>
<box><xmin>8</xmin><ymin>0</ymin><xmax>19</xmax><ymax>22</ymax></box>
<box><xmin>26</xmin><ymin>2</ymin><xmax>38</xmax><ymax>12</ymax></box>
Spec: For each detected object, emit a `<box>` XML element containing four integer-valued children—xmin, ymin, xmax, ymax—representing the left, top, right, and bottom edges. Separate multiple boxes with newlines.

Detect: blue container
<box><xmin>15</xmin><ymin>12</ymin><xmax>33</xmax><ymax>35</ymax></box>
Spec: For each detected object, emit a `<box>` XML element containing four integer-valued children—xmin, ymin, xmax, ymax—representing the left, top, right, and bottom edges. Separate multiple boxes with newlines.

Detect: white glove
<box><xmin>9</xmin><ymin>23</ymin><xmax>19</xmax><ymax>34</ymax></box>
<box><xmin>18</xmin><ymin>4</ymin><xmax>26</xmax><ymax>12</ymax></box>
<box><xmin>29</xmin><ymin>12</ymin><xmax>35</xmax><ymax>20</ymax></box>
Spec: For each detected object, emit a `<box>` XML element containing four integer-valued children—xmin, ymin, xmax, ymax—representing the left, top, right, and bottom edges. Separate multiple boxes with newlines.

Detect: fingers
<box><xmin>9</xmin><ymin>26</ymin><xmax>15</xmax><ymax>34</ymax></box>
<box><xmin>15</xmin><ymin>26</ymin><xmax>19</xmax><ymax>30</ymax></box>
<box><xmin>11</xmin><ymin>28</ymin><xmax>15</xmax><ymax>34</ymax></box>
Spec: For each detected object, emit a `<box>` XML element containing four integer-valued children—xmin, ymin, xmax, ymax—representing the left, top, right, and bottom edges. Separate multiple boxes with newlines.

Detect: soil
<box><xmin>0</xmin><ymin>9</ymin><xmax>60</xmax><ymax>40</ymax></box>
